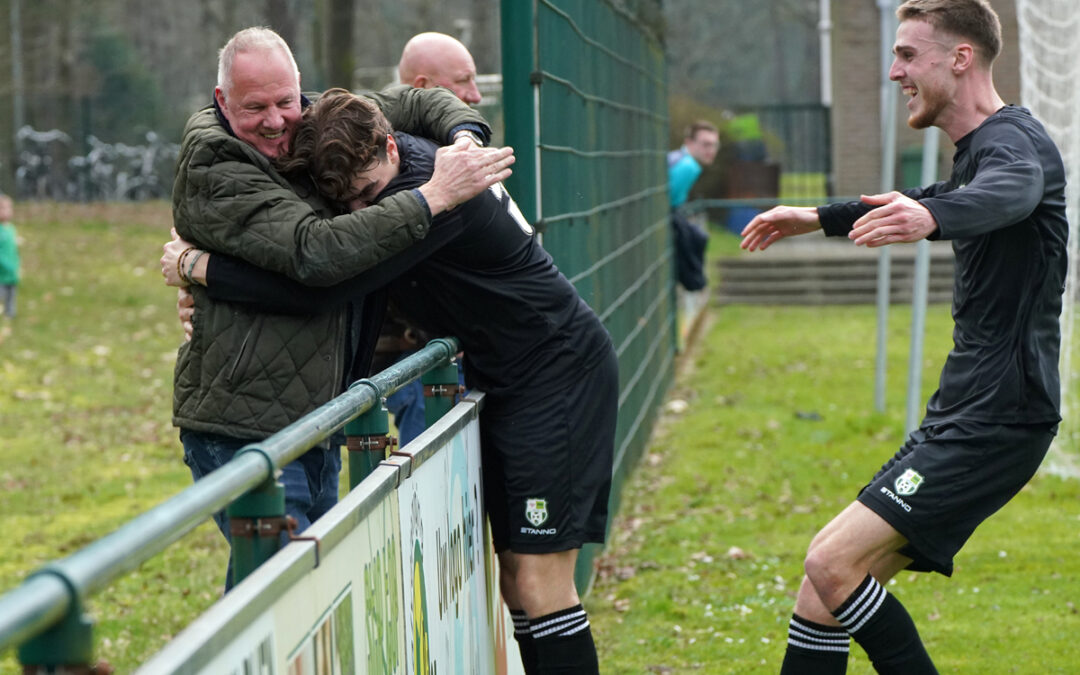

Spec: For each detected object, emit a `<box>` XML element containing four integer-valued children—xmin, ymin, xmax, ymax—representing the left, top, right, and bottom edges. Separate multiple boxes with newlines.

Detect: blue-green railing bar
<box><xmin>0</xmin><ymin>337</ymin><xmax>460</xmax><ymax>656</ymax></box>
<box><xmin>345</xmin><ymin>401</ymin><xmax>395</xmax><ymax>489</ymax></box>
<box><xmin>226</xmin><ymin>476</ymin><xmax>287</xmax><ymax>586</ymax></box>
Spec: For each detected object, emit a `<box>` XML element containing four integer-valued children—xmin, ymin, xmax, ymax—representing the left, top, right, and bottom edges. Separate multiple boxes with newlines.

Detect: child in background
<box><xmin>0</xmin><ymin>195</ymin><xmax>20</xmax><ymax>319</ymax></box>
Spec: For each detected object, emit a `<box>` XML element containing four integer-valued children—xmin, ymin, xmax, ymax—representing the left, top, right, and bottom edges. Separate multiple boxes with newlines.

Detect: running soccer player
<box><xmin>162</xmin><ymin>89</ymin><xmax>617</xmax><ymax>675</ymax></box>
<box><xmin>741</xmin><ymin>1</ymin><xmax>1067</xmax><ymax>672</ymax></box>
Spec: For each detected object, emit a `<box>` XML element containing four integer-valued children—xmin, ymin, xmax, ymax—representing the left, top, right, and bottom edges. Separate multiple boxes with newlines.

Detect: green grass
<box><xmin>0</xmin><ymin>203</ymin><xmax>226</xmax><ymax>673</ymax></box>
<box><xmin>2</xmin><ymin>205</ymin><xmax>1078</xmax><ymax>672</ymax></box>
<box><xmin>586</xmin><ymin>303</ymin><xmax>1080</xmax><ymax>673</ymax></box>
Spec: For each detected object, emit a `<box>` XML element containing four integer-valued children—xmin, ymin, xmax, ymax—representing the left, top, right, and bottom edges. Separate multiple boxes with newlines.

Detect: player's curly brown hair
<box><xmin>277</xmin><ymin>88</ymin><xmax>392</xmax><ymax>204</ymax></box>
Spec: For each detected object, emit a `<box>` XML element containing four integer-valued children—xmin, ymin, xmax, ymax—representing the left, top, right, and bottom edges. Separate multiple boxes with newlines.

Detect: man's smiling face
<box><xmin>890</xmin><ymin>19</ymin><xmax>958</xmax><ymax>131</ymax></box>
<box><xmin>215</xmin><ymin>48</ymin><xmax>302</xmax><ymax>159</ymax></box>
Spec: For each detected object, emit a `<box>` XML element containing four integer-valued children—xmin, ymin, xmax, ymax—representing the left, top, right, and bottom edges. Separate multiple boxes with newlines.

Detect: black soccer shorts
<box><xmin>857</xmin><ymin>418</ymin><xmax>1055</xmax><ymax>576</ymax></box>
<box><xmin>480</xmin><ymin>348</ymin><xmax>618</xmax><ymax>554</ymax></box>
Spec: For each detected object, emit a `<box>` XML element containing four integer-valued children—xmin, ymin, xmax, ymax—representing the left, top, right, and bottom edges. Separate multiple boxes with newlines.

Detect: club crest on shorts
<box><xmin>525</xmin><ymin>498</ymin><xmax>549</xmax><ymax>527</ymax></box>
<box><xmin>894</xmin><ymin>469</ymin><xmax>925</xmax><ymax>496</ymax></box>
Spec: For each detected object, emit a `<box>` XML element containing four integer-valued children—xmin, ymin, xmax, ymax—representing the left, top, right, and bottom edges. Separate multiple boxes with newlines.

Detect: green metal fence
<box><xmin>501</xmin><ymin>0</ymin><xmax>673</xmax><ymax>589</ymax></box>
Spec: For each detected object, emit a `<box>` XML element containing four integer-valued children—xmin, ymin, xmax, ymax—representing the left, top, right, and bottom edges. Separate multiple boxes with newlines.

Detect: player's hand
<box><xmin>740</xmin><ymin>205</ymin><xmax>821</xmax><ymax>251</ymax></box>
<box><xmin>177</xmin><ymin>287</ymin><xmax>194</xmax><ymax>342</ymax></box>
<box><xmin>849</xmin><ymin>192</ymin><xmax>938</xmax><ymax>247</ymax></box>
<box><xmin>419</xmin><ymin>141</ymin><xmax>515</xmax><ymax>214</ymax></box>
<box><xmin>161</xmin><ymin>228</ymin><xmax>196</xmax><ymax>287</ymax></box>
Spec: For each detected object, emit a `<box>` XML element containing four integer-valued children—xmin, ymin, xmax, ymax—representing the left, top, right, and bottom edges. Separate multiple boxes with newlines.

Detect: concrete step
<box><xmin>714</xmin><ymin>240</ymin><xmax>955</xmax><ymax>305</ymax></box>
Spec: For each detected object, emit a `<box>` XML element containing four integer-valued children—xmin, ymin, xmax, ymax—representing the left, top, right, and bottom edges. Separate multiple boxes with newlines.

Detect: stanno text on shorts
<box><xmin>880</xmin><ymin>486</ymin><xmax>913</xmax><ymax>512</ymax></box>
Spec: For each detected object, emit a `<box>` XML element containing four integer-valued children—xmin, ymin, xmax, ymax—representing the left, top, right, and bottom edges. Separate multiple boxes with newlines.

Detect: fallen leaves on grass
<box><xmin>726</xmin><ymin>546</ymin><xmax>751</xmax><ymax>560</ymax></box>
<box><xmin>665</xmin><ymin>399</ymin><xmax>689</xmax><ymax>414</ymax></box>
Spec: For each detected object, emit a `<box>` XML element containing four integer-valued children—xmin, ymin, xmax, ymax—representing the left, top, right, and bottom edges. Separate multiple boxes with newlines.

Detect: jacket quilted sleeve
<box><xmin>366</xmin><ymin>84</ymin><xmax>491</xmax><ymax>144</ymax></box>
<box><xmin>173</xmin><ymin>107</ymin><xmax>431</xmax><ymax>286</ymax></box>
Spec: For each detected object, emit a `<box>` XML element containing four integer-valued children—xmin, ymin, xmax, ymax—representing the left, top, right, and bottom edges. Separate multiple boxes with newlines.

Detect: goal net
<box><xmin>1016</xmin><ymin>0</ymin><xmax>1080</xmax><ymax>473</ymax></box>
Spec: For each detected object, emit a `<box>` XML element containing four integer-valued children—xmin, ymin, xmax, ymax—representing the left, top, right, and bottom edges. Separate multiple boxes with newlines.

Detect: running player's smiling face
<box><xmin>890</xmin><ymin>19</ymin><xmax>958</xmax><ymax>130</ymax></box>
<box><xmin>347</xmin><ymin>134</ymin><xmax>400</xmax><ymax>211</ymax></box>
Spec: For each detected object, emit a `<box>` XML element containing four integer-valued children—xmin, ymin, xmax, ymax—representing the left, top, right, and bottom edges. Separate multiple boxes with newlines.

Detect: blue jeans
<box><xmin>0</xmin><ymin>284</ymin><xmax>16</xmax><ymax>318</ymax></box>
<box><xmin>180</xmin><ymin>429</ymin><xmax>341</xmax><ymax>588</ymax></box>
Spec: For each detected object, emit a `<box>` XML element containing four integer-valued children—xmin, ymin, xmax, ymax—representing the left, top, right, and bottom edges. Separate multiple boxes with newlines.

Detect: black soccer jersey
<box><xmin>204</xmin><ymin>133</ymin><xmax>613</xmax><ymax>398</ymax></box>
<box><xmin>819</xmin><ymin>106</ymin><xmax>1068</xmax><ymax>426</ymax></box>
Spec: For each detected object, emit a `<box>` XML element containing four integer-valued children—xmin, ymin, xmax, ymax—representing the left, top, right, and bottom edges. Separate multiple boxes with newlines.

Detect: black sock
<box><xmin>780</xmin><ymin>613</ymin><xmax>849</xmax><ymax>674</ymax></box>
<box><xmin>529</xmin><ymin>604</ymin><xmax>599</xmax><ymax>675</ymax></box>
<box><xmin>832</xmin><ymin>575</ymin><xmax>938</xmax><ymax>675</ymax></box>
<box><xmin>511</xmin><ymin>608</ymin><xmax>539</xmax><ymax>674</ymax></box>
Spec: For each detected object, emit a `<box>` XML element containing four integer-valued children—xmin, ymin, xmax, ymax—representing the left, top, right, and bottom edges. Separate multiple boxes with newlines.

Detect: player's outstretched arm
<box><xmin>418</xmin><ymin>138</ymin><xmax>515</xmax><ymax>215</ymax></box>
<box><xmin>849</xmin><ymin>192</ymin><xmax>938</xmax><ymax>247</ymax></box>
<box><xmin>740</xmin><ymin>205</ymin><xmax>821</xmax><ymax>251</ymax></box>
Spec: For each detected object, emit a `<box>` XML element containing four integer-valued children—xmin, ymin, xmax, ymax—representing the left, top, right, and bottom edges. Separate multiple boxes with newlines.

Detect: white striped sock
<box><xmin>833</xmin><ymin>576</ymin><xmax>887</xmax><ymax>635</ymax></box>
<box><xmin>530</xmin><ymin>605</ymin><xmax>590</xmax><ymax>640</ymax></box>
<box><xmin>786</xmin><ymin>615</ymin><xmax>850</xmax><ymax>654</ymax></box>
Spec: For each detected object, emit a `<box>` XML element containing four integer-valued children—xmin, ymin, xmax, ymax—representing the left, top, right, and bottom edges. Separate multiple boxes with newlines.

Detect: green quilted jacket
<box><xmin>171</xmin><ymin>85</ymin><xmax>489</xmax><ymax>439</ymax></box>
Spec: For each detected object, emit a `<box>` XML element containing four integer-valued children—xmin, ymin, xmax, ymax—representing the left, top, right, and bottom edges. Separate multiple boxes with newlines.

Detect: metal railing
<box><xmin>0</xmin><ymin>337</ymin><xmax>459</xmax><ymax>667</ymax></box>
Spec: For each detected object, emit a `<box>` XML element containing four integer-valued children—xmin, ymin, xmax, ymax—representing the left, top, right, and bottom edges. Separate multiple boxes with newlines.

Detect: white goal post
<box><xmin>1016</xmin><ymin>0</ymin><xmax>1080</xmax><ymax>471</ymax></box>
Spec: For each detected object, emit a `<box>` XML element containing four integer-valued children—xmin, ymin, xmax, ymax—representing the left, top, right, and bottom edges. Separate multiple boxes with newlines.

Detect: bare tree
<box><xmin>322</xmin><ymin>0</ymin><xmax>357</xmax><ymax>88</ymax></box>
<box><xmin>665</xmin><ymin>0</ymin><xmax>820</xmax><ymax>106</ymax></box>
<box><xmin>265</xmin><ymin>0</ymin><xmax>297</xmax><ymax>48</ymax></box>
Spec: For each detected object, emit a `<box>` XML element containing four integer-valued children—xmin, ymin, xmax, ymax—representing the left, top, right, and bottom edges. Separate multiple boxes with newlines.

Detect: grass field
<box><xmin>0</xmin><ymin>202</ymin><xmax>226</xmax><ymax>673</ymax></box>
<box><xmin>586</xmin><ymin>251</ymin><xmax>1080</xmax><ymax>673</ymax></box>
<box><xmin>1</xmin><ymin>208</ymin><xmax>1078</xmax><ymax>673</ymax></box>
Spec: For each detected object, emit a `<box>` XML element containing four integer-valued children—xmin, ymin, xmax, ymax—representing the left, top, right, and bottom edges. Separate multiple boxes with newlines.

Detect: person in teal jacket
<box><xmin>667</xmin><ymin>120</ymin><xmax>719</xmax><ymax>209</ymax></box>
<box><xmin>667</xmin><ymin>121</ymin><xmax>719</xmax><ymax>290</ymax></box>
<box><xmin>0</xmin><ymin>195</ymin><xmax>19</xmax><ymax>319</ymax></box>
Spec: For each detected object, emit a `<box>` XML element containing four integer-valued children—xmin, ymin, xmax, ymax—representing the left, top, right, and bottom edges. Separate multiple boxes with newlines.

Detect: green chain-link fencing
<box><xmin>501</xmin><ymin>0</ymin><xmax>674</xmax><ymax>590</ymax></box>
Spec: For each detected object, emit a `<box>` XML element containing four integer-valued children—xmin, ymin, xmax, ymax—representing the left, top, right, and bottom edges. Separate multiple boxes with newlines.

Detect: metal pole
<box><xmin>17</xmin><ymin>595</ymin><xmax>95</xmax><ymax>674</ymax></box>
<box><xmin>874</xmin><ymin>0</ymin><xmax>899</xmax><ymax>412</ymax></box>
<box><xmin>345</xmin><ymin>399</ymin><xmax>395</xmax><ymax>488</ymax></box>
<box><xmin>225</xmin><ymin>476</ymin><xmax>286</xmax><ymax>586</ymax></box>
<box><xmin>905</xmin><ymin>127</ymin><xmax>940</xmax><ymax>433</ymax></box>
<box><xmin>10</xmin><ymin>0</ymin><xmax>25</xmax><ymax>135</ymax></box>
<box><xmin>501</xmin><ymin>0</ymin><xmax>539</xmax><ymax>226</ymax></box>
<box><xmin>9</xmin><ymin>0</ymin><xmax>26</xmax><ymax>194</ymax></box>
<box><xmin>422</xmin><ymin>359</ymin><xmax>463</xmax><ymax>429</ymax></box>
<box><xmin>819</xmin><ymin>0</ymin><xmax>833</xmax><ymax>107</ymax></box>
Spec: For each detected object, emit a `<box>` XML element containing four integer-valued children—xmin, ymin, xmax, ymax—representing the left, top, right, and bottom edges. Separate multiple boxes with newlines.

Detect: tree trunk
<box><xmin>322</xmin><ymin>0</ymin><xmax>355</xmax><ymax>89</ymax></box>
<box><xmin>265</xmin><ymin>0</ymin><xmax>296</xmax><ymax>49</ymax></box>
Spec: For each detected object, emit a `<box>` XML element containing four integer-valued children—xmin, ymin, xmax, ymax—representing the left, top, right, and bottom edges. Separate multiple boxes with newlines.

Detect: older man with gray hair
<box><xmin>166</xmin><ymin>26</ymin><xmax>512</xmax><ymax>589</ymax></box>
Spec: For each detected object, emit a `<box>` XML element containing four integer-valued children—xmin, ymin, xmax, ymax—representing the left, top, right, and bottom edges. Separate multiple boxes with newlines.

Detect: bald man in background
<box><xmin>398</xmin><ymin>32</ymin><xmax>608</xmax><ymax>673</ymax></box>
<box><xmin>398</xmin><ymin>31</ymin><xmax>482</xmax><ymax>104</ymax></box>
<box><xmin>376</xmin><ymin>31</ymin><xmax>484</xmax><ymax>448</ymax></box>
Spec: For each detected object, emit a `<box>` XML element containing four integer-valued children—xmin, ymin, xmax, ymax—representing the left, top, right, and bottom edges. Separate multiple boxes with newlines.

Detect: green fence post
<box><xmin>17</xmin><ymin>593</ymin><xmax>100</xmax><ymax>674</ymax></box>
<box><xmin>422</xmin><ymin>361</ymin><xmax>462</xmax><ymax>428</ymax></box>
<box><xmin>345</xmin><ymin>401</ymin><xmax>395</xmax><ymax>489</ymax></box>
<box><xmin>226</xmin><ymin>476</ymin><xmax>286</xmax><ymax>586</ymax></box>
<box><xmin>500</xmin><ymin>0</ymin><xmax>538</xmax><ymax>225</ymax></box>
